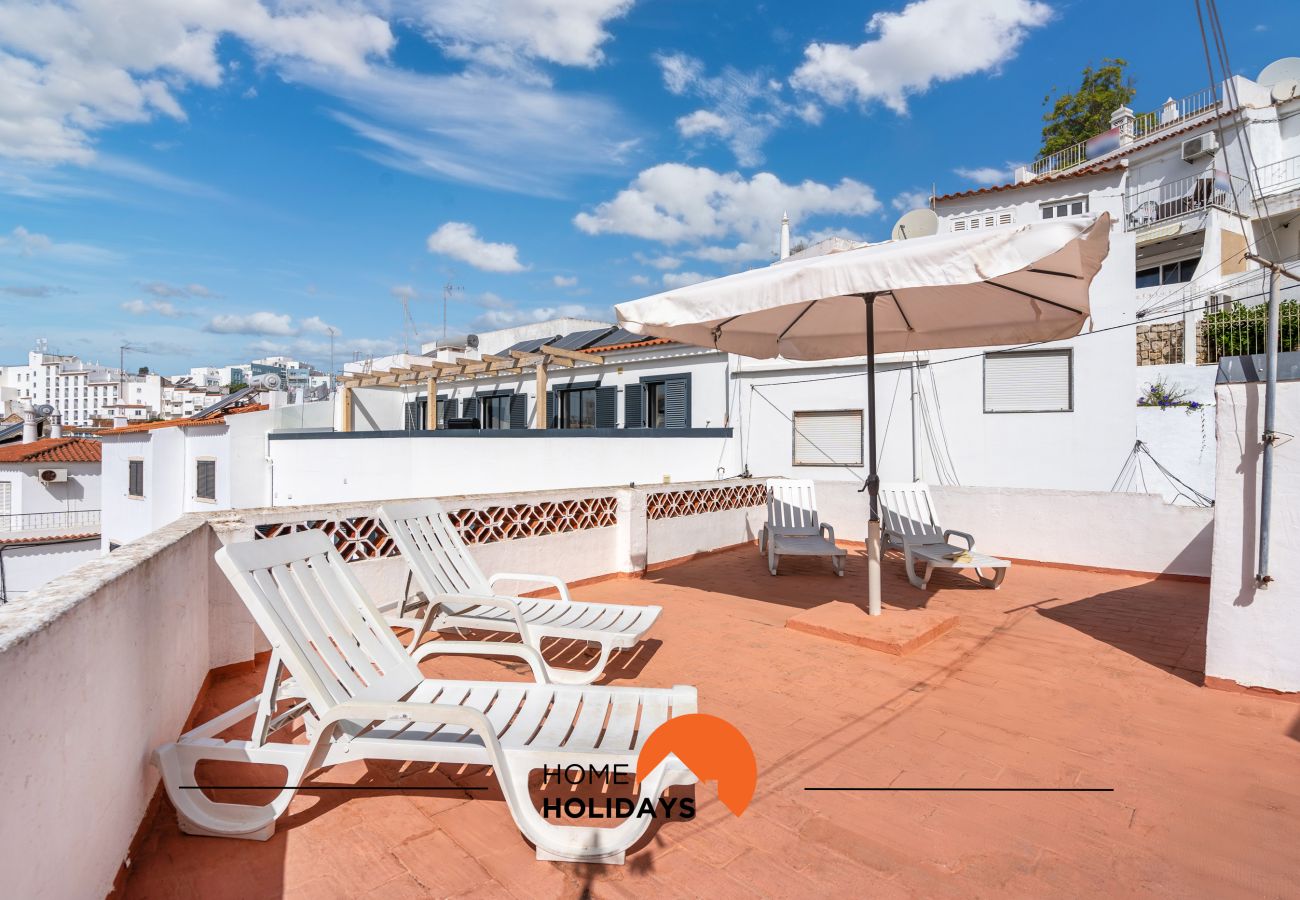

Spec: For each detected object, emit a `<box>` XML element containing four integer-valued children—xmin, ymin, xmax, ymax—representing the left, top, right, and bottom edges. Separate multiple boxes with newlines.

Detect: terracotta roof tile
<box><xmin>0</xmin><ymin>532</ymin><xmax>99</xmax><ymax>547</ymax></box>
<box><xmin>101</xmin><ymin>403</ymin><xmax>268</xmax><ymax>435</ymax></box>
<box><xmin>0</xmin><ymin>437</ymin><xmax>102</xmax><ymax>464</ymax></box>
<box><xmin>583</xmin><ymin>337</ymin><xmax>672</xmax><ymax>353</ymax></box>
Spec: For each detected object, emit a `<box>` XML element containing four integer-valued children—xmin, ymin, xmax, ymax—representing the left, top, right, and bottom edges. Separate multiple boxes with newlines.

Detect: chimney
<box><xmin>49</xmin><ymin>410</ymin><xmax>63</xmax><ymax>439</ymax></box>
<box><xmin>20</xmin><ymin>404</ymin><xmax>38</xmax><ymax>444</ymax></box>
<box><xmin>268</xmin><ymin>389</ymin><xmax>289</xmax><ymax>410</ymax></box>
<box><xmin>112</xmin><ymin>414</ymin><xmax>128</xmax><ymax>430</ymax></box>
<box><xmin>779</xmin><ymin>212</ymin><xmax>791</xmax><ymax>260</ymax></box>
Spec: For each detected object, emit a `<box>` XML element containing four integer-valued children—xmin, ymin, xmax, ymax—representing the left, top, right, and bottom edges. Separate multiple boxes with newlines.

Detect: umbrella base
<box><xmin>785</xmin><ymin>601</ymin><xmax>958</xmax><ymax>656</ymax></box>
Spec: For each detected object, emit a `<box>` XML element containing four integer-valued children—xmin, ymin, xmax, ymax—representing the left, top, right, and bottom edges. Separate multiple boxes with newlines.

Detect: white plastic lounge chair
<box><xmin>759</xmin><ymin>479</ymin><xmax>846</xmax><ymax>576</ymax></box>
<box><xmin>378</xmin><ymin>498</ymin><xmax>661</xmax><ymax>685</ymax></box>
<box><xmin>152</xmin><ymin>529</ymin><xmax>697</xmax><ymax>864</ymax></box>
<box><xmin>879</xmin><ymin>482</ymin><xmax>1010</xmax><ymax>590</ymax></box>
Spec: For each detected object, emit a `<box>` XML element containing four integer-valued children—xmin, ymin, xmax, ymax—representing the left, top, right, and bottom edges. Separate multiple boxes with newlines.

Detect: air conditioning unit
<box><xmin>1205</xmin><ymin>292</ymin><xmax>1232</xmax><ymax>313</ymax></box>
<box><xmin>38</xmin><ymin>468</ymin><xmax>67</xmax><ymax>484</ymax></box>
<box><xmin>1182</xmin><ymin>133</ymin><xmax>1218</xmax><ymax>163</ymax></box>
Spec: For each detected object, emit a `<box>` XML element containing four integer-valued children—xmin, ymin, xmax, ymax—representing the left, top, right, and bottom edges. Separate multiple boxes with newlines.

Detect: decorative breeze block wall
<box><xmin>646</xmin><ymin>483</ymin><xmax>768</xmax><ymax>520</ymax></box>
<box><xmin>254</xmin><ymin>496</ymin><xmax>619</xmax><ymax>560</ymax></box>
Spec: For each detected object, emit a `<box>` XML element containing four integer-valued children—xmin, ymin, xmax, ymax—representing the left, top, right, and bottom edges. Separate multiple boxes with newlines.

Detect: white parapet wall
<box><xmin>811</xmin><ymin>481</ymin><xmax>1213</xmax><ymax>577</ymax></box>
<box><xmin>1206</xmin><ymin>378</ymin><xmax>1300</xmax><ymax>693</ymax></box>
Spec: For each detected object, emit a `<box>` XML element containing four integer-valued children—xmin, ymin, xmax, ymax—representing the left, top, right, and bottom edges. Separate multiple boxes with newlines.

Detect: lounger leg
<box><xmin>903</xmin><ymin>547</ymin><xmax>926</xmax><ymax>590</ymax></box>
<box><xmin>832</xmin><ymin>554</ymin><xmax>845</xmax><ymax>577</ymax></box>
<box><xmin>540</xmin><ymin>640</ymin><xmax>616</xmax><ymax>686</ymax></box>
<box><xmin>758</xmin><ymin>527</ymin><xmax>767</xmax><ymax>556</ymax></box>
<box><xmin>922</xmin><ymin>563</ymin><xmax>935</xmax><ymax>590</ymax></box>
<box><xmin>977</xmin><ymin>567</ymin><xmax>1008</xmax><ymax>590</ymax></box>
<box><xmin>768</xmin><ymin>541</ymin><xmax>778</xmax><ymax>576</ymax></box>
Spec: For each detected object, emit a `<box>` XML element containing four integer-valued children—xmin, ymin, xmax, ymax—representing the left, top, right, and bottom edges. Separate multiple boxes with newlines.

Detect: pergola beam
<box><xmin>540</xmin><ymin>344</ymin><xmax>604</xmax><ymax>364</ymax></box>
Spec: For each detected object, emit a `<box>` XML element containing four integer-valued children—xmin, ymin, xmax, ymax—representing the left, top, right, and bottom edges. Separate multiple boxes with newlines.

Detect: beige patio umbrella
<box><xmin>615</xmin><ymin>213</ymin><xmax>1112</xmax><ymax>615</ymax></box>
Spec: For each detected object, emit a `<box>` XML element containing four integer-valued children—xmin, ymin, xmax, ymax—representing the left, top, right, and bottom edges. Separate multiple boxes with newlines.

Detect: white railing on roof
<box><xmin>1254</xmin><ymin>154</ymin><xmax>1300</xmax><ymax>198</ymax></box>
<box><xmin>0</xmin><ymin>509</ymin><xmax>101</xmax><ymax>534</ymax></box>
<box><xmin>1026</xmin><ymin>86</ymin><xmax>1223</xmax><ymax>181</ymax></box>
<box><xmin>1123</xmin><ymin>170</ymin><xmax>1244</xmax><ymax>231</ymax></box>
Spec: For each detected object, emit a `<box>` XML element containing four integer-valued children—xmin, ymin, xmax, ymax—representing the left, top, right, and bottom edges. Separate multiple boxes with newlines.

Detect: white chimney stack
<box><xmin>112</xmin><ymin>414</ymin><xmax>128</xmax><ymax>430</ymax></box>
<box><xmin>20</xmin><ymin>404</ymin><xmax>38</xmax><ymax>444</ymax></box>
<box><xmin>49</xmin><ymin>410</ymin><xmax>63</xmax><ymax>439</ymax></box>
<box><xmin>779</xmin><ymin>212</ymin><xmax>791</xmax><ymax>260</ymax></box>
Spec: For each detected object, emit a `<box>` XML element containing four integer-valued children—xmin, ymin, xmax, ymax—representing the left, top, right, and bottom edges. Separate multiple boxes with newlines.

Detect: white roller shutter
<box><xmin>793</xmin><ymin>410</ymin><xmax>864</xmax><ymax>466</ymax></box>
<box><xmin>984</xmin><ymin>350</ymin><xmax>1073</xmax><ymax>412</ymax></box>
<box><xmin>0</xmin><ymin>481</ymin><xmax>11</xmax><ymax>523</ymax></box>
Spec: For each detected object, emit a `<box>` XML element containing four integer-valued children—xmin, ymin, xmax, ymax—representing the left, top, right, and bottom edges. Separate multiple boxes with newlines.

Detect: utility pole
<box><xmin>327</xmin><ymin>327</ymin><xmax>337</xmax><ymax>391</ymax></box>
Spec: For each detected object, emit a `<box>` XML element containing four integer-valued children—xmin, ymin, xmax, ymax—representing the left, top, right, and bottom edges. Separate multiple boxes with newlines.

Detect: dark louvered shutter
<box><xmin>664</xmin><ymin>376</ymin><xmax>689</xmax><ymax>428</ymax></box>
<box><xmin>624</xmin><ymin>384</ymin><xmax>644</xmax><ymax>428</ymax></box>
<box><xmin>196</xmin><ymin>460</ymin><xmax>215</xmax><ymax>500</ymax></box>
<box><xmin>509</xmin><ymin>393</ymin><xmax>528</xmax><ymax>429</ymax></box>
<box><xmin>461</xmin><ymin>397</ymin><xmax>480</xmax><ymax>425</ymax></box>
<box><xmin>548</xmin><ymin>389</ymin><xmax>559</xmax><ymax>428</ymax></box>
<box><xmin>403</xmin><ymin>400</ymin><xmax>421</xmax><ymax>430</ymax></box>
<box><xmin>596</xmin><ymin>385</ymin><xmax>618</xmax><ymax>428</ymax></box>
<box><xmin>439</xmin><ymin>397</ymin><xmax>457</xmax><ymax>426</ymax></box>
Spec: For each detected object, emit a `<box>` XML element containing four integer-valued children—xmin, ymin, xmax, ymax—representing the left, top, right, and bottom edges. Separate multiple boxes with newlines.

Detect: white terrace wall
<box><xmin>1206</xmin><ymin>379</ymin><xmax>1300</xmax><ymax>692</ymax></box>
<box><xmin>0</xmin><ymin>538</ymin><xmax>100</xmax><ymax>599</ymax></box>
<box><xmin>812</xmin><ymin>482</ymin><xmax>1213</xmax><ymax>577</ymax></box>
<box><xmin>266</xmin><ymin>433</ymin><xmax>738</xmax><ymax>506</ymax></box>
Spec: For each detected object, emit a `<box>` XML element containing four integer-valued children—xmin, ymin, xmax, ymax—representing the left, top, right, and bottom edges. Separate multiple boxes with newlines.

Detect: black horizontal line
<box><xmin>803</xmin><ymin>787</ymin><xmax>1113</xmax><ymax>792</ymax></box>
<box><xmin>181</xmin><ymin>785</ymin><xmax>487</xmax><ymax>791</ymax></box>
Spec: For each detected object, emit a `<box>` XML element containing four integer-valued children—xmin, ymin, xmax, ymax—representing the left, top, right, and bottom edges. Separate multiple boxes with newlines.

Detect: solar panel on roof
<box><xmin>590</xmin><ymin>327</ymin><xmax>652</xmax><ymax>348</ymax></box>
<box><xmin>192</xmin><ymin>384</ymin><xmax>258</xmax><ymax>420</ymax></box>
<box><xmin>551</xmin><ymin>326</ymin><xmax>617</xmax><ymax>350</ymax></box>
<box><xmin>503</xmin><ymin>334</ymin><xmax>561</xmax><ymax>354</ymax></box>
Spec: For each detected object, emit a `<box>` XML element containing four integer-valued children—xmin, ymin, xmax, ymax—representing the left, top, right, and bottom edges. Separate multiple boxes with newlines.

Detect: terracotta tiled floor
<box><xmin>124</xmin><ymin>547</ymin><xmax>1300</xmax><ymax>899</ymax></box>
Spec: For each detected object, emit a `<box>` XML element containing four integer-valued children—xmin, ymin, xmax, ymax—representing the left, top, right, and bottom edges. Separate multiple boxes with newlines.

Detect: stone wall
<box><xmin>1136</xmin><ymin>321</ymin><xmax>1185</xmax><ymax>365</ymax></box>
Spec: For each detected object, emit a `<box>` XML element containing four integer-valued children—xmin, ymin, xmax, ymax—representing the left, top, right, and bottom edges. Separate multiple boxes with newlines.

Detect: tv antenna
<box><xmin>119</xmin><ymin>342</ymin><xmax>147</xmax><ymax>398</ymax></box>
<box><xmin>397</xmin><ymin>293</ymin><xmax>419</xmax><ymax>354</ymax></box>
<box><xmin>442</xmin><ymin>280</ymin><xmax>462</xmax><ymax>343</ymax></box>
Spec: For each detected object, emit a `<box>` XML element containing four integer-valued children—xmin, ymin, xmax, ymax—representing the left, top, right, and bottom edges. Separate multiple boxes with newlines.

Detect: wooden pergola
<box><xmin>334</xmin><ymin>344</ymin><xmax>605</xmax><ymax>432</ymax></box>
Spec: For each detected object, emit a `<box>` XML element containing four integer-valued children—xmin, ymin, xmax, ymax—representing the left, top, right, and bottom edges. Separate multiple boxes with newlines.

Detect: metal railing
<box><xmin>1026</xmin><ymin>87</ymin><xmax>1222</xmax><ymax>180</ymax></box>
<box><xmin>0</xmin><ymin>509</ymin><xmax>101</xmax><ymax>534</ymax></box>
<box><xmin>1122</xmin><ymin>170</ymin><xmax>1242</xmax><ymax>231</ymax></box>
<box><xmin>1254</xmin><ymin>154</ymin><xmax>1300</xmax><ymax>198</ymax></box>
<box><xmin>1197</xmin><ymin>299</ymin><xmax>1299</xmax><ymax>365</ymax></box>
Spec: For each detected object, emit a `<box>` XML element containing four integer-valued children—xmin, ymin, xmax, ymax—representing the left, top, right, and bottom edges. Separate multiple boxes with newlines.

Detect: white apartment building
<box><xmin>0</xmin><ymin>347</ymin><xmax>125</xmax><ymax>427</ymax></box>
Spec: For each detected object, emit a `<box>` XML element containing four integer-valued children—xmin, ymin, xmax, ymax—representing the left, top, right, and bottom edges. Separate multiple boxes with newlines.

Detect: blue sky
<box><xmin>0</xmin><ymin>0</ymin><xmax>1293</xmax><ymax>376</ymax></box>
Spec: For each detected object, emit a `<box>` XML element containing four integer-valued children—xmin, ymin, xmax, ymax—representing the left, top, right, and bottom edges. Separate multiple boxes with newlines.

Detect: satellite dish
<box><xmin>34</xmin><ymin>404</ymin><xmax>55</xmax><ymax>417</ymax></box>
<box><xmin>1271</xmin><ymin>80</ymin><xmax>1299</xmax><ymax>104</ymax></box>
<box><xmin>891</xmin><ymin>208</ymin><xmax>939</xmax><ymax>241</ymax></box>
<box><xmin>1258</xmin><ymin>57</ymin><xmax>1300</xmax><ymax>88</ymax></box>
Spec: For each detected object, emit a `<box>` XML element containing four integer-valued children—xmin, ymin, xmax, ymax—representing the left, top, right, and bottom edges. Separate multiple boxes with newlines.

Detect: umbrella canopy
<box><xmin>615</xmin><ymin>214</ymin><xmax>1112</xmax><ymax>359</ymax></box>
<box><xmin>614</xmin><ymin>213</ymin><xmax>1112</xmax><ymax>618</ymax></box>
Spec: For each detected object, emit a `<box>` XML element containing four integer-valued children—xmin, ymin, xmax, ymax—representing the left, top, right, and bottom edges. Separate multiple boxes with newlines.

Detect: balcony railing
<box><xmin>1122</xmin><ymin>170</ymin><xmax>1243</xmax><ymax>231</ymax></box>
<box><xmin>0</xmin><ymin>509</ymin><xmax>101</xmax><ymax>534</ymax></box>
<box><xmin>1197</xmin><ymin>298</ymin><xmax>1300</xmax><ymax>365</ymax></box>
<box><xmin>1026</xmin><ymin>87</ymin><xmax>1222</xmax><ymax>180</ymax></box>
<box><xmin>1254</xmin><ymin>154</ymin><xmax>1300</xmax><ymax>198</ymax></box>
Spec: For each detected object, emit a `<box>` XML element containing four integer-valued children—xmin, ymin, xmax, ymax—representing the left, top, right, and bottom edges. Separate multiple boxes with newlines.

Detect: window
<box><xmin>1135</xmin><ymin>257</ymin><xmax>1199</xmax><ymax>289</ymax></box>
<box><xmin>793</xmin><ymin>410</ymin><xmax>864</xmax><ymax>466</ymax></box>
<box><xmin>195</xmin><ymin>459</ymin><xmax>216</xmax><ymax>501</ymax></box>
<box><xmin>626</xmin><ymin>374</ymin><xmax>690</xmax><ymax>429</ymax></box>
<box><xmin>1041</xmin><ymin>197</ymin><xmax>1088</xmax><ymax>219</ymax></box>
<box><xmin>479</xmin><ymin>393</ymin><xmax>513</xmax><ymax>430</ymax></box>
<box><xmin>557</xmin><ymin>387</ymin><xmax>597</xmax><ymax>429</ymax></box>
<box><xmin>128</xmin><ymin>459</ymin><xmax>144</xmax><ymax>498</ymax></box>
<box><xmin>983</xmin><ymin>349</ymin><xmax>1073</xmax><ymax>412</ymax></box>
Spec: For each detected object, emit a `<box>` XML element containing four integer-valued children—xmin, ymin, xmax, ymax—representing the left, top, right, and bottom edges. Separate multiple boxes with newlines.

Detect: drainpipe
<box><xmin>910</xmin><ymin>360</ymin><xmax>921</xmax><ymax>482</ymax></box>
<box><xmin>1245</xmin><ymin>256</ymin><xmax>1300</xmax><ymax>585</ymax></box>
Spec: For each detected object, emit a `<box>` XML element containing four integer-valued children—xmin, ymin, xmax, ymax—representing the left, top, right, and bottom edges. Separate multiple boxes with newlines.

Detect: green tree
<box><xmin>226</xmin><ymin>381</ymin><xmax>248</xmax><ymax>394</ymax></box>
<box><xmin>1040</xmin><ymin>58</ymin><xmax>1136</xmax><ymax>158</ymax></box>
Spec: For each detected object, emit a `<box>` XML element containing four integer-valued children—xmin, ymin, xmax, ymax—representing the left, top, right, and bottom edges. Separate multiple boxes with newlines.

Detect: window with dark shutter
<box><xmin>128</xmin><ymin>459</ymin><xmax>144</xmax><ymax>498</ymax></box>
<box><xmin>624</xmin><ymin>383</ymin><xmax>644</xmax><ymax>428</ymax></box>
<box><xmin>636</xmin><ymin>373</ymin><xmax>691</xmax><ymax>428</ymax></box>
<box><xmin>509</xmin><ymin>393</ymin><xmax>528</xmax><ymax>429</ymax></box>
<box><xmin>196</xmin><ymin>459</ymin><xmax>216</xmax><ymax>500</ymax></box>
<box><xmin>461</xmin><ymin>397</ymin><xmax>480</xmax><ymax>426</ymax></box>
<box><xmin>437</xmin><ymin>396</ymin><xmax>457</xmax><ymax>427</ymax></box>
<box><xmin>595</xmin><ymin>385</ymin><xmax>618</xmax><ymax>428</ymax></box>
<box><xmin>403</xmin><ymin>400</ymin><xmax>424</xmax><ymax>430</ymax></box>
<box><xmin>663</xmin><ymin>377</ymin><xmax>688</xmax><ymax>428</ymax></box>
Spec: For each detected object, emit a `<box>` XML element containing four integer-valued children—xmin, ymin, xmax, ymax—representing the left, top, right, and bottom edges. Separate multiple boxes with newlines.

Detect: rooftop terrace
<box><xmin>119</xmin><ymin>546</ymin><xmax>1297</xmax><ymax>899</ymax></box>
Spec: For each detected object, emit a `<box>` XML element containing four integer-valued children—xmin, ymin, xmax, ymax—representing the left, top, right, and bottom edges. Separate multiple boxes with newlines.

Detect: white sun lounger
<box><xmin>152</xmin><ymin>529</ymin><xmax>697</xmax><ymax>864</ymax></box>
<box><xmin>879</xmin><ymin>482</ymin><xmax>1010</xmax><ymax>590</ymax></box>
<box><xmin>378</xmin><ymin>498</ymin><xmax>661</xmax><ymax>685</ymax></box>
<box><xmin>759</xmin><ymin>479</ymin><xmax>847</xmax><ymax>576</ymax></box>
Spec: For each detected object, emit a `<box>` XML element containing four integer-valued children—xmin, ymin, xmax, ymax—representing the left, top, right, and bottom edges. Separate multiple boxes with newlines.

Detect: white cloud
<box><xmin>0</xmin><ymin>0</ymin><xmax>394</xmax><ymax>163</ymax></box>
<box><xmin>469</xmin><ymin>300</ymin><xmax>612</xmax><ymax>331</ymax></box>
<box><xmin>954</xmin><ymin>164</ymin><xmax>1014</xmax><ymax>185</ymax></box>
<box><xmin>574</xmin><ymin>164</ymin><xmax>880</xmax><ymax>261</ymax></box>
<box><xmin>121</xmin><ymin>298</ymin><xmax>181</xmax><ymax>318</ymax></box>
<box><xmin>0</xmin><ymin>224</ymin><xmax>117</xmax><ymax>262</ymax></box>
<box><xmin>655</xmin><ymin>52</ymin><xmax>800</xmax><ymax>166</ymax></box>
<box><xmin>552</xmin><ymin>274</ymin><xmax>578</xmax><ymax>287</ymax></box>
<box><xmin>140</xmin><ymin>280</ymin><xmax>217</xmax><ymax>298</ymax></box>
<box><xmin>426</xmin><ymin>221</ymin><xmax>527</xmax><ymax>273</ymax></box>
<box><xmin>205</xmin><ymin>311</ymin><xmax>297</xmax><ymax>336</ymax></box>
<box><xmin>891</xmin><ymin>189</ymin><xmax>933</xmax><ymax>211</ymax></box>
<box><xmin>408</xmin><ymin>0</ymin><xmax>633</xmax><ymax>70</ymax></box>
<box><xmin>662</xmin><ymin>271</ymin><xmax>709</xmax><ymax>289</ymax></box>
<box><xmin>790</xmin><ymin>0</ymin><xmax>1053</xmax><ymax>113</ymax></box>
<box><xmin>390</xmin><ymin>284</ymin><xmax>417</xmax><ymax>301</ymax></box>
<box><xmin>634</xmin><ymin>252</ymin><xmax>682</xmax><ymax>270</ymax></box>
<box><xmin>299</xmin><ymin>315</ymin><xmax>337</xmax><ymax>336</ymax></box>
<box><xmin>628</xmin><ymin>274</ymin><xmax>650</xmax><ymax>286</ymax></box>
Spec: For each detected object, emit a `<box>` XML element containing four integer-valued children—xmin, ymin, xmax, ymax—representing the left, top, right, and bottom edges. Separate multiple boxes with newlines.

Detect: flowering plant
<box><xmin>1137</xmin><ymin>376</ymin><xmax>1203</xmax><ymax>414</ymax></box>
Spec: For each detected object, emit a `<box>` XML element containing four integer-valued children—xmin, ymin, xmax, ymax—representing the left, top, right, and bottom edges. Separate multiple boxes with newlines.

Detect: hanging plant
<box><xmin>1137</xmin><ymin>376</ymin><xmax>1203</xmax><ymax>414</ymax></box>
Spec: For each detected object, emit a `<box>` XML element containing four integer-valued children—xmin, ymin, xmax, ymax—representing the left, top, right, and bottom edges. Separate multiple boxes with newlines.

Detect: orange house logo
<box><xmin>637</xmin><ymin>714</ymin><xmax>757</xmax><ymax>817</ymax></box>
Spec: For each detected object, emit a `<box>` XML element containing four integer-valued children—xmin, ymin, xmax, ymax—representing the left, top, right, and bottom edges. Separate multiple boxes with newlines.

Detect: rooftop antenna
<box><xmin>397</xmin><ymin>293</ymin><xmax>419</xmax><ymax>354</ymax></box>
<box><xmin>442</xmin><ymin>280</ymin><xmax>462</xmax><ymax>343</ymax></box>
<box><xmin>118</xmin><ymin>342</ymin><xmax>146</xmax><ymax>399</ymax></box>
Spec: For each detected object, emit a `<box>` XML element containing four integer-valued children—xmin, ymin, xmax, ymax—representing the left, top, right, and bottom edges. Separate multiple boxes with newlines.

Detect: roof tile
<box><xmin>0</xmin><ymin>438</ymin><xmax>102</xmax><ymax>464</ymax></box>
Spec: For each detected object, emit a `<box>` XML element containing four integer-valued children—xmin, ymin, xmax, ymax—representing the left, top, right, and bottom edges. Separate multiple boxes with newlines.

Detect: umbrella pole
<box><xmin>865</xmin><ymin>295</ymin><xmax>882</xmax><ymax>616</ymax></box>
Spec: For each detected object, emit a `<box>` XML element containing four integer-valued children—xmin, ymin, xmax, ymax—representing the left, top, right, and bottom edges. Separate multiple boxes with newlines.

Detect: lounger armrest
<box><xmin>410</xmin><ymin>639</ymin><xmax>550</xmax><ymax>684</ymax></box>
<box><xmin>487</xmin><ymin>571</ymin><xmax>573</xmax><ymax>603</ymax></box>
<box><xmin>819</xmin><ymin>523</ymin><xmax>836</xmax><ymax>543</ymax></box>
<box><xmin>943</xmin><ymin>529</ymin><xmax>975</xmax><ymax>550</ymax></box>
